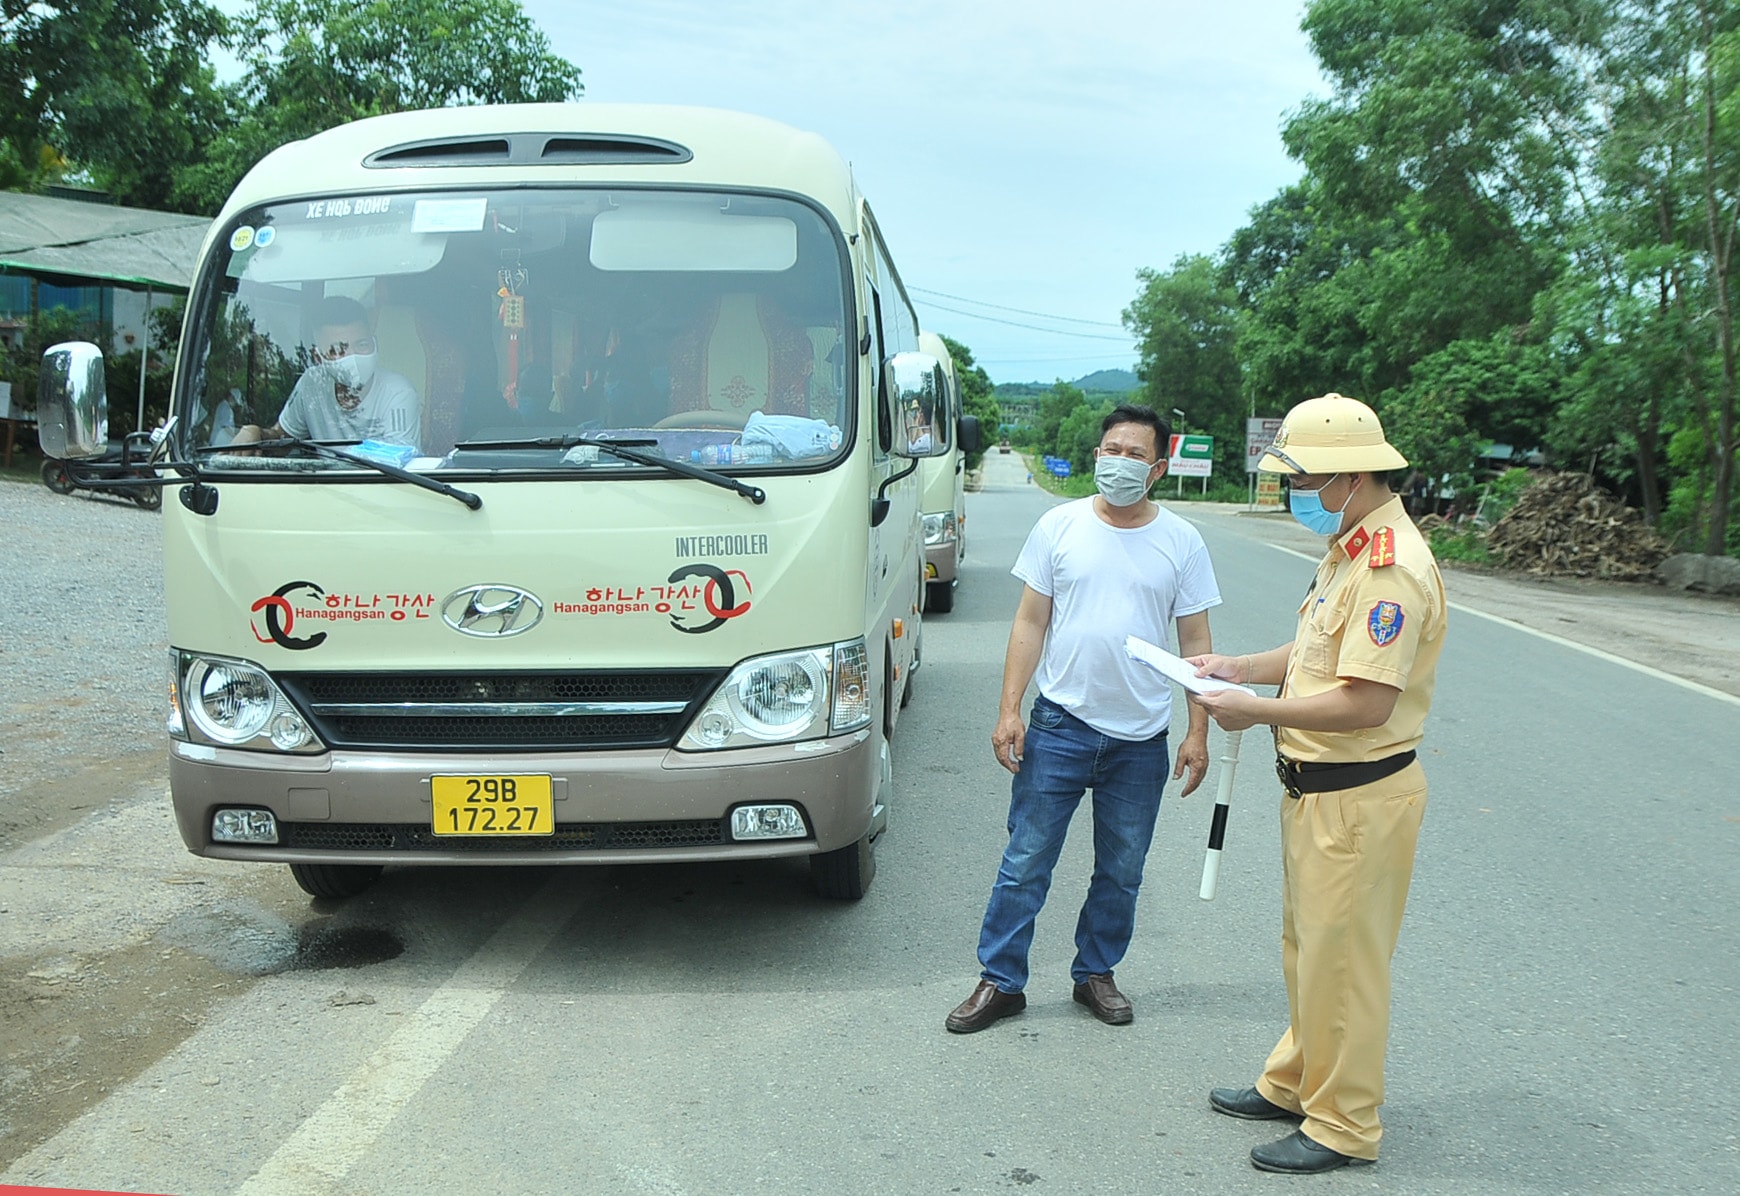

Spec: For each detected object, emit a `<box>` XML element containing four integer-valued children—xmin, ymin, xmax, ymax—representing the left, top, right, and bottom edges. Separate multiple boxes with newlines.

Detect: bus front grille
<box><xmin>275</xmin><ymin>669</ymin><xmax>725</xmax><ymax>751</ymax></box>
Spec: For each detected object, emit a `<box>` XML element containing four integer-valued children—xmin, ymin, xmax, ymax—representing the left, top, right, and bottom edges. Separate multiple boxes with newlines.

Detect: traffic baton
<box><xmin>1199</xmin><ymin>728</ymin><xmax>1244</xmax><ymax>900</ymax></box>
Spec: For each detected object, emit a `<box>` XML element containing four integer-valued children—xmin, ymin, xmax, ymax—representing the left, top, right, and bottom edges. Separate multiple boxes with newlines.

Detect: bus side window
<box><xmin>870</xmin><ymin>289</ymin><xmax>889</xmax><ymax>457</ymax></box>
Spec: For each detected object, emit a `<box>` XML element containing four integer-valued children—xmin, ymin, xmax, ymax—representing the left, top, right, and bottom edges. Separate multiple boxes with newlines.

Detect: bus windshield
<box><xmin>182</xmin><ymin>188</ymin><xmax>853</xmax><ymax>475</ymax></box>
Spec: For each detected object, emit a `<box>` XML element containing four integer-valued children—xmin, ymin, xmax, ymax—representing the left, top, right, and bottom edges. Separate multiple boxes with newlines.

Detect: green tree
<box><xmin>1058</xmin><ymin>396</ymin><xmax>1117</xmax><ymax>478</ymax></box>
<box><xmin>1223</xmin><ymin>182</ymin><xmax>1377</xmax><ymax>407</ymax></box>
<box><xmin>1229</xmin><ymin>0</ymin><xmax>1586</xmax><ymax>412</ymax></box>
<box><xmin>1377</xmin><ymin>331</ymin><xmax>1561</xmax><ymax>499</ymax></box>
<box><xmin>0</xmin><ymin>0</ymin><xmax>231</xmax><ymax>207</ymax></box>
<box><xmin>1033</xmin><ymin>380</ymin><xmax>1087</xmax><ymax>456</ymax></box>
<box><xmin>938</xmin><ymin>334</ymin><xmax>1000</xmax><ymax>469</ymax></box>
<box><xmin>1677</xmin><ymin>2</ymin><xmax>1740</xmax><ymax>554</ymax></box>
<box><xmin>1124</xmin><ymin>254</ymin><xmax>1244</xmax><ymax>472</ymax></box>
<box><xmin>0</xmin><ymin>305</ymin><xmax>105</xmax><ymax>426</ymax></box>
<box><xmin>175</xmin><ymin>0</ymin><xmax>583</xmax><ymax>212</ymax></box>
<box><xmin>1530</xmin><ymin>0</ymin><xmax>1740</xmax><ymax>550</ymax></box>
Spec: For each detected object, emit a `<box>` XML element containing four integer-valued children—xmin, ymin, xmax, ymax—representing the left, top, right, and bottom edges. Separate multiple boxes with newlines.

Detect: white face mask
<box><xmin>330</xmin><ymin>352</ymin><xmax>377</xmax><ymax>393</ymax></box>
<box><xmin>1094</xmin><ymin>453</ymin><xmax>1155</xmax><ymax>506</ymax></box>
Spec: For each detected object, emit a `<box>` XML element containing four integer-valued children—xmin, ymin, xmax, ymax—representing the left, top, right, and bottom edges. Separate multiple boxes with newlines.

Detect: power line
<box><xmin>919</xmin><ymin>300</ymin><xmax>1135</xmax><ymax>342</ymax></box>
<box><xmin>977</xmin><ymin>354</ymin><xmax>1139</xmax><ymax>365</ymax></box>
<box><xmin>910</xmin><ymin>286</ymin><xmax>1127</xmax><ymax>329</ymax></box>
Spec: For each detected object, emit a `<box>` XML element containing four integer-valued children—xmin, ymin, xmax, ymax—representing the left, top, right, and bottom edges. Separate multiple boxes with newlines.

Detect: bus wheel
<box><xmin>289</xmin><ymin>862</ymin><xmax>384</xmax><ymax>899</ymax></box>
<box><xmin>811</xmin><ymin>832</ymin><xmax>876</xmax><ymax>901</ymax></box>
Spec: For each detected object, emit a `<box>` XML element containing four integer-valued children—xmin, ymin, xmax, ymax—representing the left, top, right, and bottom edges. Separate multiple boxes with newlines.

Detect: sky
<box><xmin>521</xmin><ymin>1</ymin><xmax>1326</xmax><ymax>383</ymax></box>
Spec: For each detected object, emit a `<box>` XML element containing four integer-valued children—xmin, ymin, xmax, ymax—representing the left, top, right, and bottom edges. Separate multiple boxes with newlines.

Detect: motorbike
<box><xmin>40</xmin><ymin>431</ymin><xmax>163</xmax><ymax>510</ymax></box>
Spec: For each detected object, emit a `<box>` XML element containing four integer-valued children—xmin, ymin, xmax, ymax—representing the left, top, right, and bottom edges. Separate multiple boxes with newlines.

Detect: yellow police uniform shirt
<box><xmin>1277</xmin><ymin>494</ymin><xmax>1446</xmax><ymax>764</ymax></box>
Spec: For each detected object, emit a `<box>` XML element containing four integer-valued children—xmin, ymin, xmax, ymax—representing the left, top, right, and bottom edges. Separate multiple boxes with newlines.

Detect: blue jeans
<box><xmin>976</xmin><ymin>694</ymin><xmax>1171</xmax><ymax>992</ymax></box>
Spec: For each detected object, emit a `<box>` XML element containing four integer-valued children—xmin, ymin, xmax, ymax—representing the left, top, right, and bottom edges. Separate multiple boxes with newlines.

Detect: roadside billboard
<box><xmin>1246</xmin><ymin>417</ymin><xmax>1283</xmax><ymax>473</ymax></box>
<box><xmin>1168</xmin><ymin>433</ymin><xmax>1213</xmax><ymax>478</ymax></box>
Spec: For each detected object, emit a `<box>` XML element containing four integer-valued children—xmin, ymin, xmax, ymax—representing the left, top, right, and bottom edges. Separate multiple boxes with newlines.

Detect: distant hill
<box><xmin>993</xmin><ymin>368</ymin><xmax>1140</xmax><ymax>399</ymax></box>
<box><xmin>1073</xmin><ymin>368</ymin><xmax>1140</xmax><ymax>394</ymax></box>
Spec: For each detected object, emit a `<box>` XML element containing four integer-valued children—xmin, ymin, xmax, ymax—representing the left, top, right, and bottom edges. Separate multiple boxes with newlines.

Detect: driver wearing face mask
<box><xmin>236</xmin><ymin>296</ymin><xmax>421</xmax><ymax>449</ymax></box>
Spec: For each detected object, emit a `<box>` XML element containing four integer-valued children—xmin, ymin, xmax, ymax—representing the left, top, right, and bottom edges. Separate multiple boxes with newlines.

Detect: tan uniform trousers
<box><xmin>1254</xmin><ymin>760</ymin><xmax>1427</xmax><ymax>1160</ymax></box>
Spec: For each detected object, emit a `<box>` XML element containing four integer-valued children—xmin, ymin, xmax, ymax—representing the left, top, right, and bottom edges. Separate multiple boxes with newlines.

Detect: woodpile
<box><xmin>1485</xmin><ymin>473</ymin><xmax>1669</xmax><ymax>581</ymax></box>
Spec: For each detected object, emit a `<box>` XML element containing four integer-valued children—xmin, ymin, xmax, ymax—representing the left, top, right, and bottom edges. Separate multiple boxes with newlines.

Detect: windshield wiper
<box><xmin>451</xmin><ymin>435</ymin><xmax>766</xmax><ymax>505</ymax></box>
<box><xmin>217</xmin><ymin>437</ymin><xmax>482</xmax><ymax>510</ymax></box>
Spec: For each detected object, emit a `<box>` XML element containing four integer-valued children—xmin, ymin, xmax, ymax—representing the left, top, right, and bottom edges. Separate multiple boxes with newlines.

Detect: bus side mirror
<box><xmin>957</xmin><ymin>414</ymin><xmax>982</xmax><ymax>455</ymax></box>
<box><xmin>38</xmin><ymin>341</ymin><xmax>109</xmax><ymax>460</ymax></box>
<box><xmin>885</xmin><ymin>351</ymin><xmax>948</xmax><ymax>460</ymax></box>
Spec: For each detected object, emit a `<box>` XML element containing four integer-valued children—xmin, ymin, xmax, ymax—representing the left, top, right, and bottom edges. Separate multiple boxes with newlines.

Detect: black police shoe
<box><xmin>1209</xmin><ymin>1086</ymin><xmax>1300</xmax><ymax>1121</ymax></box>
<box><xmin>1250</xmin><ymin>1129</ymin><xmax>1373</xmax><ymax>1174</ymax></box>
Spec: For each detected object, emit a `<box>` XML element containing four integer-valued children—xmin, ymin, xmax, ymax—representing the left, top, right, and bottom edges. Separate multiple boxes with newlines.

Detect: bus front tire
<box><xmin>810</xmin><ymin>832</ymin><xmax>875</xmax><ymax>901</ymax></box>
<box><xmin>289</xmin><ymin>862</ymin><xmax>384</xmax><ymax>899</ymax></box>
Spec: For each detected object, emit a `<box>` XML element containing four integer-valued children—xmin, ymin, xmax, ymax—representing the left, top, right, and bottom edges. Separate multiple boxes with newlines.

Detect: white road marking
<box><xmin>237</xmin><ymin>875</ymin><xmax>582</xmax><ymax>1195</ymax></box>
<box><xmin>1265</xmin><ymin>543</ymin><xmax>1740</xmax><ymax>709</ymax></box>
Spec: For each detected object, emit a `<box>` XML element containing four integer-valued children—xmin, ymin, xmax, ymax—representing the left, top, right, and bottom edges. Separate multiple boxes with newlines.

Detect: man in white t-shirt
<box><xmin>232</xmin><ymin>297</ymin><xmax>420</xmax><ymax>449</ymax></box>
<box><xmin>946</xmin><ymin>404</ymin><xmax>1221</xmax><ymax>1034</ymax></box>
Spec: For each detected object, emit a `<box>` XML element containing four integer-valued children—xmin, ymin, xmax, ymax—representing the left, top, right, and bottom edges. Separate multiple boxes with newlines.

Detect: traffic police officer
<box><xmin>1191</xmin><ymin>393</ymin><xmax>1447</xmax><ymax>1173</ymax></box>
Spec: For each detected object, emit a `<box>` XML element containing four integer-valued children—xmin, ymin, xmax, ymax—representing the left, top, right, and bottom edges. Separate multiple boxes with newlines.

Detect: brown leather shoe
<box><xmin>945</xmin><ymin>980</ymin><xmax>1026</xmax><ymax>1033</ymax></box>
<box><xmin>1071</xmin><ymin>973</ymin><xmax>1133</xmax><ymax>1024</ymax></box>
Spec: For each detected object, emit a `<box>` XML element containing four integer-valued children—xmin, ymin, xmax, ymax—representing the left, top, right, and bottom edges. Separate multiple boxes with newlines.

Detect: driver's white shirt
<box><xmin>278</xmin><ymin>368</ymin><xmax>420</xmax><ymax>446</ymax></box>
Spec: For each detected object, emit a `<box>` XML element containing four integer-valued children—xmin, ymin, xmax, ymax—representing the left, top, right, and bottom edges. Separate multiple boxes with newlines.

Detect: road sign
<box><xmin>1168</xmin><ymin>434</ymin><xmax>1213</xmax><ymax>478</ymax></box>
<box><xmin>1256</xmin><ymin>472</ymin><xmax>1283</xmax><ymax>508</ymax></box>
<box><xmin>1246</xmin><ymin>418</ymin><xmax>1283</xmax><ymax>472</ymax></box>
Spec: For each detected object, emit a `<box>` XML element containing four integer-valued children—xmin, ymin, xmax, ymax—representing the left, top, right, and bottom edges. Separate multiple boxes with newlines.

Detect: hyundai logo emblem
<box><xmin>440</xmin><ymin>584</ymin><xmax>544</xmax><ymax>638</ymax></box>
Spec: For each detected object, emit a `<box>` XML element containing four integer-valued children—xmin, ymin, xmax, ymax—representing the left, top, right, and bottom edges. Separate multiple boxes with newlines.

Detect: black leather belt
<box><xmin>1276</xmin><ymin>750</ymin><xmax>1417</xmax><ymax>799</ymax></box>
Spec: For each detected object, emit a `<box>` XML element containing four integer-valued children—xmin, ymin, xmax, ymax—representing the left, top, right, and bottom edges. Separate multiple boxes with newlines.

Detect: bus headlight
<box><xmin>922</xmin><ymin>511</ymin><xmax>956</xmax><ymax>546</ymax></box>
<box><xmin>172</xmin><ymin>652</ymin><xmax>324</xmax><ymax>754</ymax></box>
<box><xmin>726</xmin><ymin>651</ymin><xmax>826</xmax><ymax>738</ymax></box>
<box><xmin>679</xmin><ymin>637</ymin><xmax>869</xmax><ymax>750</ymax></box>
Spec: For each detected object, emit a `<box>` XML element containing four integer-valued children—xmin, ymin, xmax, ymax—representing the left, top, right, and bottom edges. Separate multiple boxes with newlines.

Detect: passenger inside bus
<box><xmin>230</xmin><ymin>296</ymin><xmax>422</xmax><ymax>449</ymax></box>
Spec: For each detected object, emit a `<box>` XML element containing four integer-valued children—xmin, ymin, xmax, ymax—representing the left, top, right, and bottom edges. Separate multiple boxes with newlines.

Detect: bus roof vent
<box><xmin>364</xmin><ymin>134</ymin><xmax>692</xmax><ymax>169</ymax></box>
<box><xmin>540</xmin><ymin>135</ymin><xmax>692</xmax><ymax>165</ymax></box>
<box><xmin>364</xmin><ymin>138</ymin><xmax>514</xmax><ymax>168</ymax></box>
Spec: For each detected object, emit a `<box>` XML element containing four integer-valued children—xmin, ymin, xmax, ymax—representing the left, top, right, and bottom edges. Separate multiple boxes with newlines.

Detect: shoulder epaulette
<box><xmin>1368</xmin><ymin>527</ymin><xmax>1397</xmax><ymax>568</ymax></box>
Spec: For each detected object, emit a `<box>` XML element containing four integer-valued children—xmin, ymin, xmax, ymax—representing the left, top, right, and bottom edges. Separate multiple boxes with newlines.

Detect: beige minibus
<box><xmin>39</xmin><ymin>104</ymin><xmax>949</xmax><ymax>901</ymax></box>
<box><xmin>914</xmin><ymin>331</ymin><xmax>979</xmax><ymax>613</ymax></box>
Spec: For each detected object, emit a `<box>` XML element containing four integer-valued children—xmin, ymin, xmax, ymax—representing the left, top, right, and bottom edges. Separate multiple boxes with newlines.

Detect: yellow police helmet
<box><xmin>1258</xmin><ymin>392</ymin><xmax>1409</xmax><ymax>474</ymax></box>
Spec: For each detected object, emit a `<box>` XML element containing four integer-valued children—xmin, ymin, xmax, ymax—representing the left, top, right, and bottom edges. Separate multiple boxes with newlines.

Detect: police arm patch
<box><xmin>1368</xmin><ymin>600</ymin><xmax>1404</xmax><ymax>646</ymax></box>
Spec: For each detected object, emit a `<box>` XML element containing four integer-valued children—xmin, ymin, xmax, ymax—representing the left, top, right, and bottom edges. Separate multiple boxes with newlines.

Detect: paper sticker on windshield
<box><xmin>254</xmin><ymin>225</ymin><xmax>276</xmax><ymax>248</ymax></box>
<box><xmin>412</xmin><ymin>197</ymin><xmax>488</xmax><ymax>233</ymax></box>
<box><xmin>229</xmin><ymin>226</ymin><xmax>255</xmax><ymax>252</ymax></box>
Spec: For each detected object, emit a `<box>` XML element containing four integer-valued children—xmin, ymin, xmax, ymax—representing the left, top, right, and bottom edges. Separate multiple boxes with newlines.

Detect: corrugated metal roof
<box><xmin>0</xmin><ymin>190</ymin><xmax>211</xmax><ymax>290</ymax></box>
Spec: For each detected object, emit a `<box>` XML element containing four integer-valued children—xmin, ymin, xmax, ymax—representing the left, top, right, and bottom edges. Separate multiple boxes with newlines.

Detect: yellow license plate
<box><xmin>431</xmin><ymin>775</ymin><xmax>554</xmax><ymax>836</ymax></box>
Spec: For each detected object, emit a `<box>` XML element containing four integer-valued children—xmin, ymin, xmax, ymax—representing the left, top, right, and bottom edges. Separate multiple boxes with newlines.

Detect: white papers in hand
<box><xmin>1125</xmin><ymin>635</ymin><xmax>1257</xmax><ymax>696</ymax></box>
